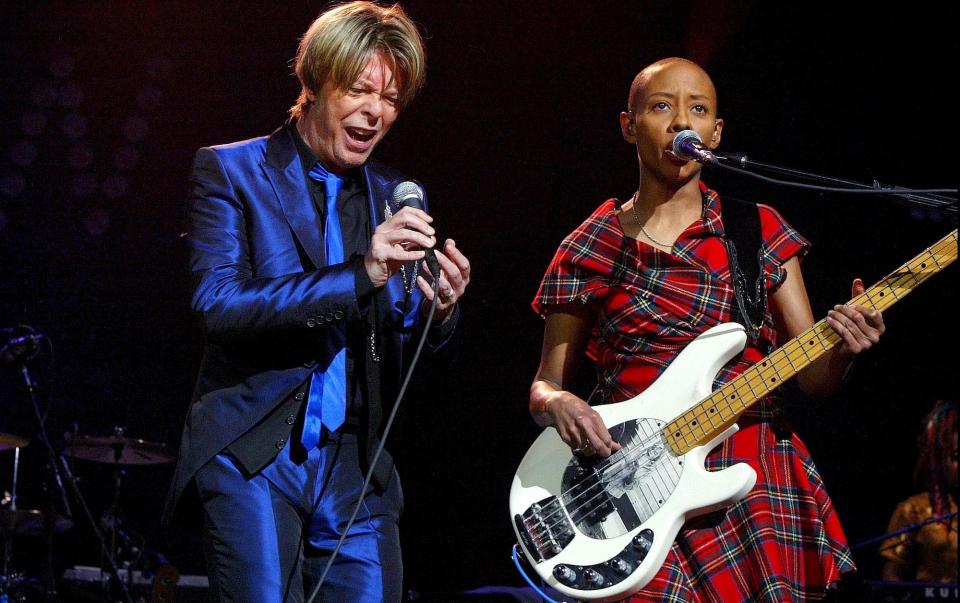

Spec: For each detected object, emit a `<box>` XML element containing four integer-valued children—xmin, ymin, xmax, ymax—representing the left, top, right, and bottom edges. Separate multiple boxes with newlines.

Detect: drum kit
<box><xmin>1</xmin><ymin>327</ymin><xmax>175</xmax><ymax>602</ymax></box>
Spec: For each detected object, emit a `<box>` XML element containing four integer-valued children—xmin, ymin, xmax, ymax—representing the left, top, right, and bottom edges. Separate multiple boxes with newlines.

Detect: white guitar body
<box><xmin>510</xmin><ymin>323</ymin><xmax>758</xmax><ymax>601</ymax></box>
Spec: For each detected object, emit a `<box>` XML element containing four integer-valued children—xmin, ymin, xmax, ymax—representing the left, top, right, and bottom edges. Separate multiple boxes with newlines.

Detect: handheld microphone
<box><xmin>671</xmin><ymin>130</ymin><xmax>717</xmax><ymax>165</ymax></box>
<box><xmin>392</xmin><ymin>181</ymin><xmax>441</xmax><ymax>277</ymax></box>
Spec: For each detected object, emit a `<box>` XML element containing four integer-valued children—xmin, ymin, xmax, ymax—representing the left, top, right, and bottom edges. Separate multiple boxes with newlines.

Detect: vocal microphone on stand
<box><xmin>671</xmin><ymin>130</ymin><xmax>718</xmax><ymax>165</ymax></box>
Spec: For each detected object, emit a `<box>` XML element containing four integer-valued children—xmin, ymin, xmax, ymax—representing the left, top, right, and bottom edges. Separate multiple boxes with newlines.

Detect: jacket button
<box><xmin>325</xmin><ymin>313</ymin><xmax>335</xmax><ymax>322</ymax></box>
<box><xmin>275</xmin><ymin>438</ymin><xmax>286</xmax><ymax>450</ymax></box>
<box><xmin>286</xmin><ymin>415</ymin><xmax>296</xmax><ymax>425</ymax></box>
<box><xmin>306</xmin><ymin>318</ymin><xmax>316</xmax><ymax>328</ymax></box>
<box><xmin>294</xmin><ymin>391</ymin><xmax>305</xmax><ymax>401</ymax></box>
<box><xmin>317</xmin><ymin>315</ymin><xmax>327</xmax><ymax>324</ymax></box>
<box><xmin>333</xmin><ymin>310</ymin><xmax>344</xmax><ymax>320</ymax></box>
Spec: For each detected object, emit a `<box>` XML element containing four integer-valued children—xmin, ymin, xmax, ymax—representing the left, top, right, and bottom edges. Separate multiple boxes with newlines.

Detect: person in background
<box><xmin>881</xmin><ymin>399</ymin><xmax>958</xmax><ymax>583</ymax></box>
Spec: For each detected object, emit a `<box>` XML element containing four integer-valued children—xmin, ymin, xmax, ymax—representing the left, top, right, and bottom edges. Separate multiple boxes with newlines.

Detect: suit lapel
<box><xmin>261</xmin><ymin>127</ymin><xmax>326</xmax><ymax>269</ymax></box>
<box><xmin>260</xmin><ymin>135</ymin><xmax>413</xmax><ymax>326</ymax></box>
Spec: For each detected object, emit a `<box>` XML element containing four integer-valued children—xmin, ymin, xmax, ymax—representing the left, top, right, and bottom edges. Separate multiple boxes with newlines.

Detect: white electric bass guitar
<box><xmin>510</xmin><ymin>230</ymin><xmax>957</xmax><ymax>601</ymax></box>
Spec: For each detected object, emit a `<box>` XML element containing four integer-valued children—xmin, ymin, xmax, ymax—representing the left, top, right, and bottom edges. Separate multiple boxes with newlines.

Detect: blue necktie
<box><xmin>302</xmin><ymin>162</ymin><xmax>345</xmax><ymax>450</ymax></box>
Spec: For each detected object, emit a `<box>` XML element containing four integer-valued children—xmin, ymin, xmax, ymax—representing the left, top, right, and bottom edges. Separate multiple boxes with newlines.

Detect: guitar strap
<box><xmin>719</xmin><ymin>196</ymin><xmax>767</xmax><ymax>345</ymax></box>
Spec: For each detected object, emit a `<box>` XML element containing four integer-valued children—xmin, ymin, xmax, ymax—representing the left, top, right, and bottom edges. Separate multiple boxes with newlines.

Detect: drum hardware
<box><xmin>2</xmin><ymin>325</ymin><xmax>134</xmax><ymax>603</ymax></box>
<box><xmin>63</xmin><ymin>425</ymin><xmax>174</xmax><ymax>600</ymax></box>
<box><xmin>0</xmin><ymin>435</ymin><xmax>28</xmax><ymax>454</ymax></box>
<box><xmin>63</xmin><ymin>429</ymin><xmax>173</xmax><ymax>466</ymax></box>
<box><xmin>2</xmin><ymin>427</ymin><xmax>32</xmax><ymax>603</ymax></box>
<box><xmin>0</xmin><ymin>509</ymin><xmax>72</xmax><ymax>538</ymax></box>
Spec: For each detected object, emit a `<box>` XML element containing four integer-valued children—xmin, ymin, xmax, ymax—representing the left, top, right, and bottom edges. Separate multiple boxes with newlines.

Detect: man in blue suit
<box><xmin>162</xmin><ymin>3</ymin><xmax>470</xmax><ymax>600</ymax></box>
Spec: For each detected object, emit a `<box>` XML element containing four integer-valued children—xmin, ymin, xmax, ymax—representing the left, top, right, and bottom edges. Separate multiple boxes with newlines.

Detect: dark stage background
<box><xmin>1</xmin><ymin>1</ymin><xmax>956</xmax><ymax>598</ymax></box>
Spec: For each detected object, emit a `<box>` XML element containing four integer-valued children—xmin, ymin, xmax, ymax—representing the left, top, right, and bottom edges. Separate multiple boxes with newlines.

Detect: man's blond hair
<box><xmin>290</xmin><ymin>1</ymin><xmax>425</xmax><ymax>119</ymax></box>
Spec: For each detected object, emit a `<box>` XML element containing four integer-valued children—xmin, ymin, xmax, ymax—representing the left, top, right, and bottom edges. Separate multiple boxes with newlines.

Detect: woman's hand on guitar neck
<box><xmin>773</xmin><ymin>262</ymin><xmax>886</xmax><ymax>397</ymax></box>
<box><xmin>826</xmin><ymin>278</ymin><xmax>886</xmax><ymax>356</ymax></box>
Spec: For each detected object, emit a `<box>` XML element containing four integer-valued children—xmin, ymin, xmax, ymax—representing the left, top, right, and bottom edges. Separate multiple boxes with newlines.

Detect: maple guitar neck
<box><xmin>664</xmin><ymin>229</ymin><xmax>959</xmax><ymax>456</ymax></box>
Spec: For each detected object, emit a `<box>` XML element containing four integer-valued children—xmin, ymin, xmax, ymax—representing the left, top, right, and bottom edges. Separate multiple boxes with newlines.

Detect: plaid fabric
<box><xmin>533</xmin><ymin>184</ymin><xmax>855</xmax><ymax>601</ymax></box>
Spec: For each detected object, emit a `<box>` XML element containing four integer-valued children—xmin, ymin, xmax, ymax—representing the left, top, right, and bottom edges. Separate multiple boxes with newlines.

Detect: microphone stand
<box><xmin>11</xmin><ymin>342</ymin><xmax>134</xmax><ymax>603</ymax></box>
<box><xmin>712</xmin><ymin>152</ymin><xmax>957</xmax><ymax>218</ymax></box>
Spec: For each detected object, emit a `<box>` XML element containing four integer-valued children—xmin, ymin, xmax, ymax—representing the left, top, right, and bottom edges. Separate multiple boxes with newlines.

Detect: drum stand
<box><xmin>15</xmin><ymin>356</ymin><xmax>133</xmax><ymax>603</ymax></box>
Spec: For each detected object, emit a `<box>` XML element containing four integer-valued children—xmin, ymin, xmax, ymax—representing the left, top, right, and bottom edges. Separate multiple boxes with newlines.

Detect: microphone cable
<box><xmin>306</xmin><ymin>272</ymin><xmax>442</xmax><ymax>603</ymax></box>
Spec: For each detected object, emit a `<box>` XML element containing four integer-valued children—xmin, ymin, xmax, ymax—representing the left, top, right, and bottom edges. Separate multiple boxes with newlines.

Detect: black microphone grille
<box><xmin>392</xmin><ymin>181</ymin><xmax>423</xmax><ymax>207</ymax></box>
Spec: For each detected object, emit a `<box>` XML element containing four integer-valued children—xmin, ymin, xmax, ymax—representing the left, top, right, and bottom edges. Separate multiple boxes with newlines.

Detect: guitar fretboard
<box><xmin>663</xmin><ymin>229</ymin><xmax>958</xmax><ymax>456</ymax></box>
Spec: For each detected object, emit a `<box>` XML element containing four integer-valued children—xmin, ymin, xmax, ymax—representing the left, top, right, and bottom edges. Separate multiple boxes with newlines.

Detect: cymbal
<box><xmin>0</xmin><ymin>508</ymin><xmax>73</xmax><ymax>536</ymax></box>
<box><xmin>0</xmin><ymin>432</ymin><xmax>29</xmax><ymax>452</ymax></box>
<box><xmin>63</xmin><ymin>435</ymin><xmax>173</xmax><ymax>465</ymax></box>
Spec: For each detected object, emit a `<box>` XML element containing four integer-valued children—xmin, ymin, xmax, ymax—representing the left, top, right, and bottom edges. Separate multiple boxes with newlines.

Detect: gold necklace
<box><xmin>631</xmin><ymin>194</ymin><xmax>671</xmax><ymax>247</ymax></box>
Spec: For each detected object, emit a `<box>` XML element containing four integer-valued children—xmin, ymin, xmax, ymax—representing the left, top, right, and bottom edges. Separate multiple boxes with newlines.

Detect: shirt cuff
<box><xmin>351</xmin><ymin>255</ymin><xmax>377</xmax><ymax>317</ymax></box>
<box><xmin>352</xmin><ymin>255</ymin><xmax>377</xmax><ymax>298</ymax></box>
<box><xmin>427</xmin><ymin>301</ymin><xmax>460</xmax><ymax>347</ymax></box>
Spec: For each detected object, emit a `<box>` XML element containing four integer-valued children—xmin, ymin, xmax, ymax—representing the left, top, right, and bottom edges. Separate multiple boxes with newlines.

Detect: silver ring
<box><xmin>440</xmin><ymin>288</ymin><xmax>453</xmax><ymax>302</ymax></box>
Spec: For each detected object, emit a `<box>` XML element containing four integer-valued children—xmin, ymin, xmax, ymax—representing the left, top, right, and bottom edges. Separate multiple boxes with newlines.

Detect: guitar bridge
<box><xmin>514</xmin><ymin>495</ymin><xmax>574</xmax><ymax>562</ymax></box>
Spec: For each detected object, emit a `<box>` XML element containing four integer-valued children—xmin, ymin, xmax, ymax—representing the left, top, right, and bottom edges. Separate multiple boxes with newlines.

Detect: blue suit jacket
<box><xmin>163</xmin><ymin>126</ymin><xmax>451</xmax><ymax>531</ymax></box>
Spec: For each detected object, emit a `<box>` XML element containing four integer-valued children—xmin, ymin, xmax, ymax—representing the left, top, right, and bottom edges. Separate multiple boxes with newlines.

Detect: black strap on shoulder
<box><xmin>720</xmin><ymin>196</ymin><xmax>767</xmax><ymax>342</ymax></box>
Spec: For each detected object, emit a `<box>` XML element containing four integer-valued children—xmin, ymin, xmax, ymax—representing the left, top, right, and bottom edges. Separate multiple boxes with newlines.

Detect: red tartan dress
<box><xmin>532</xmin><ymin>184</ymin><xmax>855</xmax><ymax>602</ymax></box>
